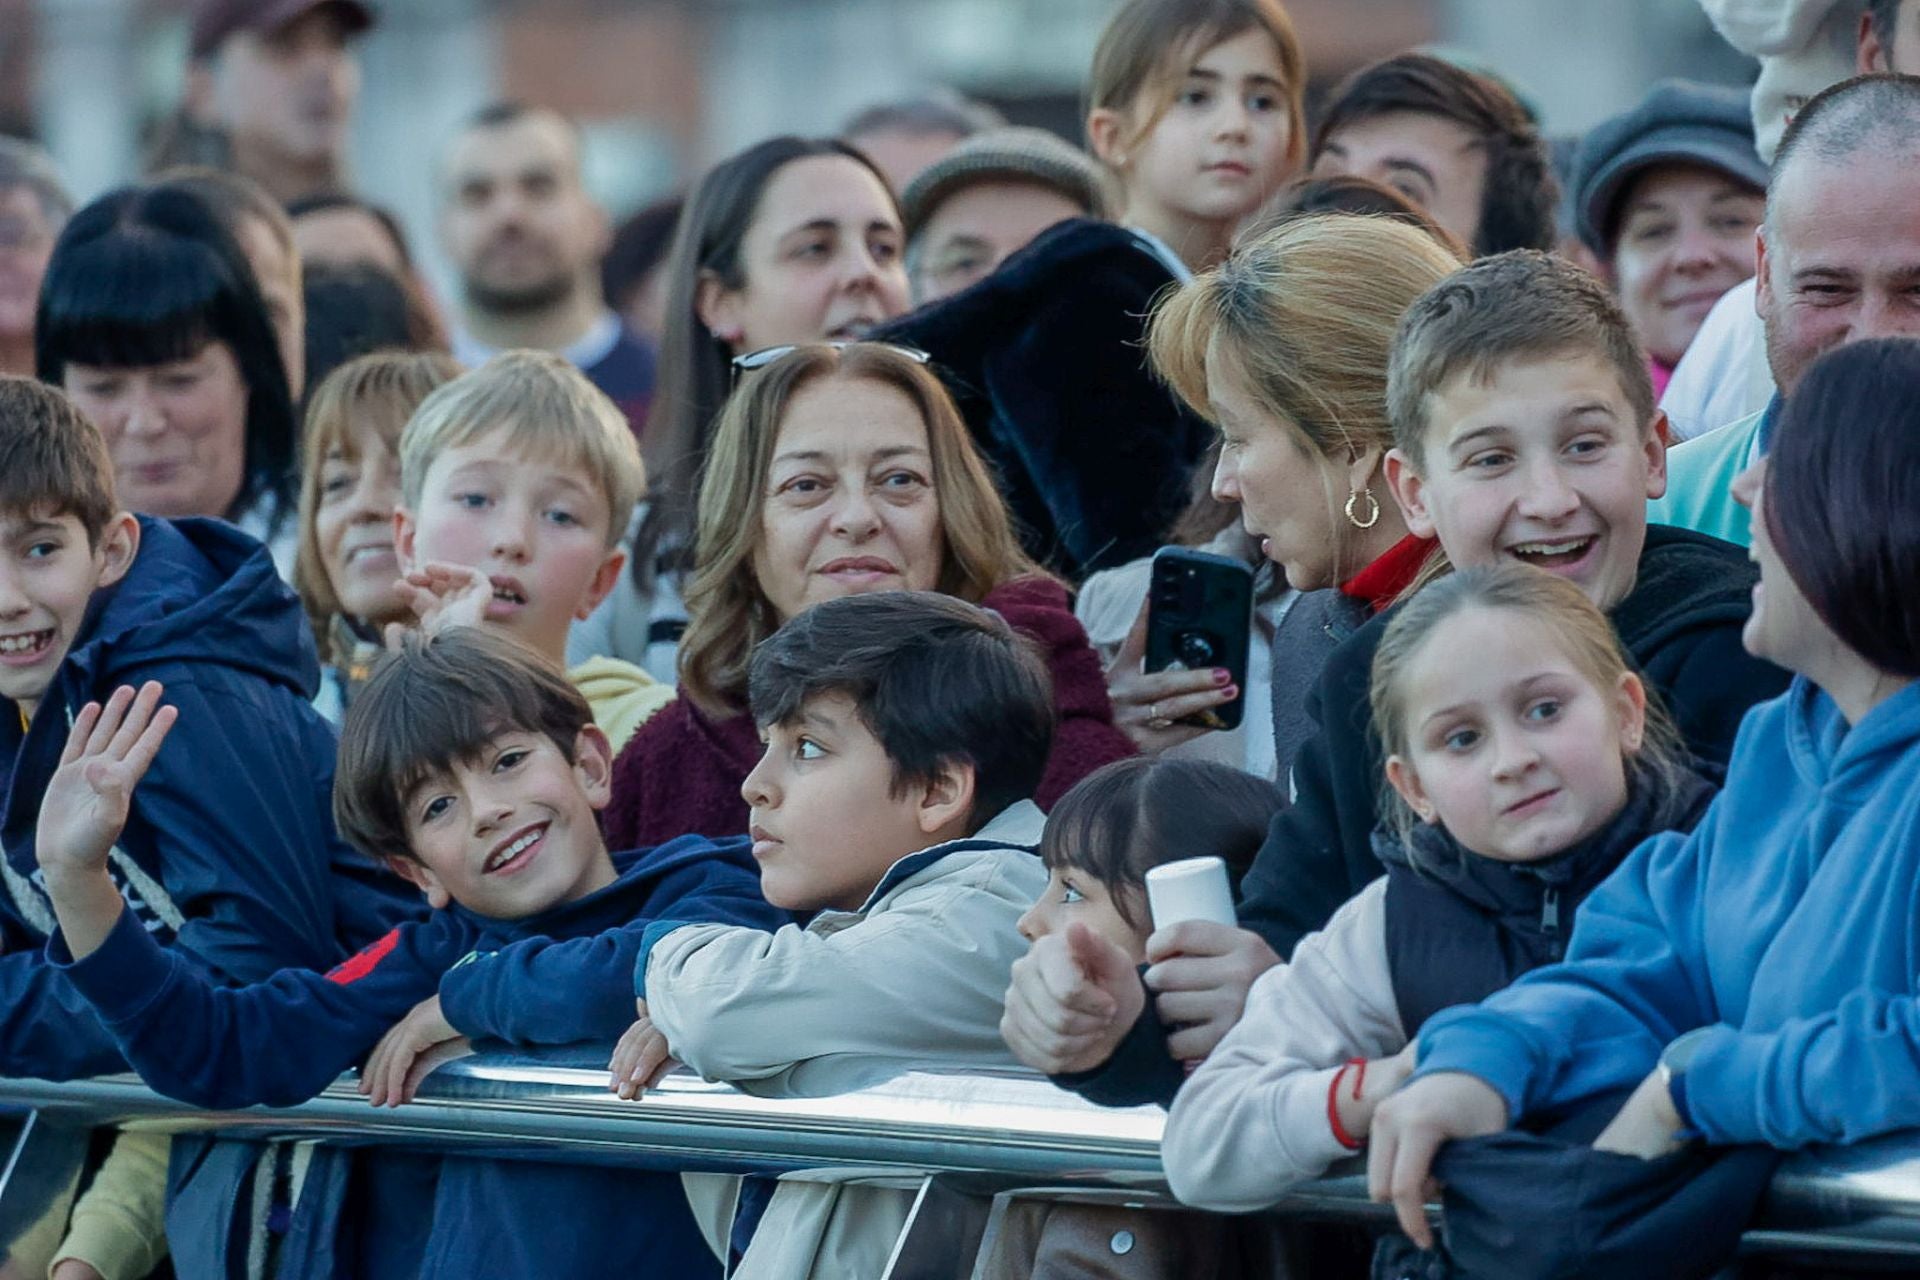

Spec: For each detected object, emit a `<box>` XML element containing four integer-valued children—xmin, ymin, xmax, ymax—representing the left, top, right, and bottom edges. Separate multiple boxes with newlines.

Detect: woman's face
<box><xmin>65</xmin><ymin>342</ymin><xmax>252</xmax><ymax>520</ymax></box>
<box><xmin>750</xmin><ymin>375</ymin><xmax>945</xmax><ymax>623</ymax></box>
<box><xmin>314</xmin><ymin>423</ymin><xmax>406</xmax><ymax>626</ymax></box>
<box><xmin>700</xmin><ymin>155</ymin><xmax>911</xmax><ymax>354</ymax></box>
<box><xmin>1608</xmin><ymin>164</ymin><xmax>1762</xmax><ymax>368</ymax></box>
<box><xmin>1204</xmin><ymin>350</ymin><xmax>1357</xmax><ymax>590</ymax></box>
<box><xmin>1731</xmin><ymin>457</ymin><xmax>1846</xmax><ymax>678</ymax></box>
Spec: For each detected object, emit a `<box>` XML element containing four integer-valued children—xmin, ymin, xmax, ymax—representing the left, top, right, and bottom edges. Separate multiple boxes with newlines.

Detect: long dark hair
<box><xmin>637</xmin><ymin>136</ymin><xmax>899</xmax><ymax>587</ymax></box>
<box><xmin>36</xmin><ymin>184</ymin><xmax>298</xmax><ymax>525</ymax></box>
<box><xmin>1765</xmin><ymin>337</ymin><xmax>1920</xmax><ymax>678</ymax></box>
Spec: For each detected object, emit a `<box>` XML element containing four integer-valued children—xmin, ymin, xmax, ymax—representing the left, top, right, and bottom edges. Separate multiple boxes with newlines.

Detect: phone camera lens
<box><xmin>1176</xmin><ymin>632</ymin><xmax>1217</xmax><ymax>666</ymax></box>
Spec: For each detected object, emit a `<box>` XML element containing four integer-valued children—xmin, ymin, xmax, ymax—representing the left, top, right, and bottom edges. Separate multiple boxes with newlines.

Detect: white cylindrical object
<box><xmin>1145</xmin><ymin>856</ymin><xmax>1235</xmax><ymax>930</ymax></box>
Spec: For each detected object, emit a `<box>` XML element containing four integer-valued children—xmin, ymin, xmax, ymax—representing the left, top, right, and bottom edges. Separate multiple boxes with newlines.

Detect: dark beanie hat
<box><xmin>1572</xmin><ymin>79</ymin><xmax>1766</xmax><ymax>256</ymax></box>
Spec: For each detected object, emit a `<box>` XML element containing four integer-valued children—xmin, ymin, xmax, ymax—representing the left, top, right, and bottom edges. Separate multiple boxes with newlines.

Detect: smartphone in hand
<box><xmin>1144</xmin><ymin>547</ymin><xmax>1254</xmax><ymax>731</ymax></box>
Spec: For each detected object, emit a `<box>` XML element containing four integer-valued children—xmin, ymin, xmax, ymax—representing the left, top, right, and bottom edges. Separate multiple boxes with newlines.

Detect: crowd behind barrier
<box><xmin>0</xmin><ymin>1058</ymin><xmax>1914</xmax><ymax>1272</ymax></box>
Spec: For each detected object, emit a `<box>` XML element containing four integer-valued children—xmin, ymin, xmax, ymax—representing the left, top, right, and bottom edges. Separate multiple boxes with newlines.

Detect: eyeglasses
<box><xmin>729</xmin><ymin>341</ymin><xmax>931</xmax><ymax>388</ymax></box>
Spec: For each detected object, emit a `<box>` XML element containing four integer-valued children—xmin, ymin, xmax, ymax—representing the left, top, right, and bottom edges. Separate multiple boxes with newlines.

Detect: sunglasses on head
<box><xmin>729</xmin><ymin>341</ymin><xmax>932</xmax><ymax>387</ymax></box>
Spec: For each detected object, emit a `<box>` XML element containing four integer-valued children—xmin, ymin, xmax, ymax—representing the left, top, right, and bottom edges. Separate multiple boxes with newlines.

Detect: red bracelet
<box><xmin>1327</xmin><ymin>1057</ymin><xmax>1368</xmax><ymax>1151</ymax></box>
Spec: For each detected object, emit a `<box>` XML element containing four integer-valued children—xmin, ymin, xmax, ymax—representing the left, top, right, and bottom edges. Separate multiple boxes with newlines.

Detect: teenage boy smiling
<box><xmin>1005</xmin><ymin>251</ymin><xmax>1790</xmax><ymax>1106</ymax></box>
<box><xmin>35</xmin><ymin>629</ymin><xmax>781</xmax><ymax>1280</ymax></box>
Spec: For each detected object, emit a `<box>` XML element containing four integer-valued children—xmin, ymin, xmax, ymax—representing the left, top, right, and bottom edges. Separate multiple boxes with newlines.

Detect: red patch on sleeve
<box><xmin>327</xmin><ymin>929</ymin><xmax>402</xmax><ymax>985</ymax></box>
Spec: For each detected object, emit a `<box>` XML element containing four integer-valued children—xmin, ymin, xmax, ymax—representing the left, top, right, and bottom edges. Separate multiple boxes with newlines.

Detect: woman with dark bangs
<box><xmin>36</xmin><ymin>184</ymin><xmax>301</xmax><ymax>574</ymax></box>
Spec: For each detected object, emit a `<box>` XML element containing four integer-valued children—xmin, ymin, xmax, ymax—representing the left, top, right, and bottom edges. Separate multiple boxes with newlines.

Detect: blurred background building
<box><xmin>1</xmin><ymin>0</ymin><xmax>1755</xmax><ymax>296</ymax></box>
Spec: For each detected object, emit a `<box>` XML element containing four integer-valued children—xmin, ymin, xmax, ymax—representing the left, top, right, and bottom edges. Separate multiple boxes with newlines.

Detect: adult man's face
<box><xmin>439</xmin><ymin>113</ymin><xmax>607</xmax><ymax>314</ymax></box>
<box><xmin>0</xmin><ymin>187</ymin><xmax>58</xmax><ymax>342</ymax></box>
<box><xmin>207</xmin><ymin>6</ymin><xmax>360</xmax><ymax>165</ymax></box>
<box><xmin>1860</xmin><ymin>0</ymin><xmax>1920</xmax><ymax>74</ymax></box>
<box><xmin>910</xmin><ymin>180</ymin><xmax>1086</xmax><ymax>303</ymax></box>
<box><xmin>1757</xmin><ymin>156</ymin><xmax>1920</xmax><ymax>396</ymax></box>
<box><xmin>1312</xmin><ymin>111</ymin><xmax>1488</xmax><ymax>250</ymax></box>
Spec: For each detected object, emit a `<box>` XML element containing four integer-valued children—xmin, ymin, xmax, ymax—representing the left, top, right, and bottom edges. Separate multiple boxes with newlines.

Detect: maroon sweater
<box><xmin>602</xmin><ymin>577</ymin><xmax>1136</xmax><ymax>847</ymax></box>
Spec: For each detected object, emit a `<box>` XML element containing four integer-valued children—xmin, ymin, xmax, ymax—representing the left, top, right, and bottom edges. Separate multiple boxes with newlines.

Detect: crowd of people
<box><xmin>2</xmin><ymin>0</ymin><xmax>1919</xmax><ymax>1276</ymax></box>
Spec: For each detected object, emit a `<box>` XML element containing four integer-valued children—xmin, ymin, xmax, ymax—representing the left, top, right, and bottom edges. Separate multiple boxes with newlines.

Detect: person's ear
<box><xmin>1613</xmin><ymin>671</ymin><xmax>1649</xmax><ymax>757</ymax></box>
<box><xmin>574</xmin><ymin>544</ymin><xmax>625</xmax><ymax>621</ymax></box>
<box><xmin>386</xmin><ymin>856</ymin><xmax>452</xmax><ymax>910</ymax></box>
<box><xmin>1642</xmin><ymin>411</ymin><xmax>1671</xmax><ymax>502</ymax></box>
<box><xmin>1753</xmin><ymin>224</ymin><xmax>1774</xmax><ymax>321</ymax></box>
<box><xmin>393</xmin><ymin>507</ymin><xmax>419</xmax><ymax>573</ymax></box>
<box><xmin>695</xmin><ymin>271</ymin><xmax>746</xmax><ymax>350</ymax></box>
<box><xmin>571</xmin><ymin>723</ymin><xmax>615</xmax><ymax>810</ymax></box>
<box><xmin>93</xmin><ymin>513</ymin><xmax>142</xmax><ymax>590</ymax></box>
<box><xmin>1859</xmin><ymin>8</ymin><xmax>1891</xmax><ymax>73</ymax></box>
<box><xmin>1383</xmin><ymin>447</ymin><xmax>1437</xmax><ymax>540</ymax></box>
<box><xmin>916</xmin><ymin>758</ymin><xmax>978</xmax><ymax>837</ymax></box>
<box><xmin>1385</xmin><ymin>755</ymin><xmax>1440</xmax><ymax>826</ymax></box>
<box><xmin>1086</xmin><ymin>108</ymin><xmax>1128</xmax><ymax>169</ymax></box>
<box><xmin>1345</xmin><ymin>442</ymin><xmax>1386</xmax><ymax>495</ymax></box>
<box><xmin>182</xmin><ymin>61</ymin><xmax>217</xmax><ymax>125</ymax></box>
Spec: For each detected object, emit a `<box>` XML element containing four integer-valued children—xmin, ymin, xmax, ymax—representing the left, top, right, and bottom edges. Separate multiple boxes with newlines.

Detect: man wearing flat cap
<box><xmin>174</xmin><ymin>0</ymin><xmax>375</xmax><ymax>205</ymax></box>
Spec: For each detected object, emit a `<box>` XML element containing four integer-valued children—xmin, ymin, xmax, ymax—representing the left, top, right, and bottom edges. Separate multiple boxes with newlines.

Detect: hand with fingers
<box><xmin>1366</xmin><ymin>1070</ymin><xmax>1509</xmax><ymax>1249</ymax></box>
<box><xmin>396</xmin><ymin>562</ymin><xmax>492</xmax><ymax>638</ymax></box>
<box><xmin>608</xmin><ymin>999</ymin><xmax>680</xmax><ymax>1099</ymax></box>
<box><xmin>1104</xmin><ymin>601</ymin><xmax>1239</xmax><ymax>755</ymax></box>
<box><xmin>35</xmin><ymin>682</ymin><xmax>178</xmax><ymax>960</ymax></box>
<box><xmin>1142</xmin><ymin>922</ymin><xmax>1280</xmax><ymax>1064</ymax></box>
<box><xmin>360</xmin><ymin>995</ymin><xmax>472</xmax><ymax>1107</ymax></box>
<box><xmin>1591</xmin><ymin>1068</ymin><xmax>1686</xmax><ymax>1160</ymax></box>
<box><xmin>1000</xmin><ymin>922</ymin><xmax>1146</xmax><ymax>1075</ymax></box>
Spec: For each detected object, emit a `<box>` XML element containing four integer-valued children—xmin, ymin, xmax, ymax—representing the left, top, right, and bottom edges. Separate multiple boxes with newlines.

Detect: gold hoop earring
<box><xmin>1345</xmin><ymin>487</ymin><xmax>1381</xmax><ymax>530</ymax></box>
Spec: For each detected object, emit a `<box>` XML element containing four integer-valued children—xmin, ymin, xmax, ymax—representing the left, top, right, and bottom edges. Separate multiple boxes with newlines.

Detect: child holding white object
<box><xmin>1161</xmin><ymin>564</ymin><xmax>1713</xmax><ymax>1212</ymax></box>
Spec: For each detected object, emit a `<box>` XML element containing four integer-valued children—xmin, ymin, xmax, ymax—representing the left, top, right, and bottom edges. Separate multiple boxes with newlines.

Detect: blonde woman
<box><xmin>603</xmin><ymin>343</ymin><xmax>1132</xmax><ymax>847</ymax></box>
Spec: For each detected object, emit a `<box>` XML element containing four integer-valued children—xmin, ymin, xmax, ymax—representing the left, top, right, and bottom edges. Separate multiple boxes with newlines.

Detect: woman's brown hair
<box><xmin>1086</xmin><ymin>0</ymin><xmax>1308</xmax><ymax>176</ymax></box>
<box><xmin>677</xmin><ymin>343</ymin><xmax>1042</xmax><ymax>716</ymax></box>
<box><xmin>294</xmin><ymin>350</ymin><xmax>464</xmax><ymax>656</ymax></box>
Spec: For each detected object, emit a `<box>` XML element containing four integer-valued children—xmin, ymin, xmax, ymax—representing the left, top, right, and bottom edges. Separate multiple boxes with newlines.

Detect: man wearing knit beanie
<box><xmin>900</xmin><ymin>126</ymin><xmax>1111</xmax><ymax>304</ymax></box>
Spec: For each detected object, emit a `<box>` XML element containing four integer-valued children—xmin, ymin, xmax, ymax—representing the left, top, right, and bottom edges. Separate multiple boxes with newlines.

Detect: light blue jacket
<box><xmin>1418</xmin><ymin>677</ymin><xmax>1920</xmax><ymax>1148</ymax></box>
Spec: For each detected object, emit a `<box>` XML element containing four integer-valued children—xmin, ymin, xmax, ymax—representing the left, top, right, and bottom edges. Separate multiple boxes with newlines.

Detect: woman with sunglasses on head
<box><xmin>569</xmin><ymin>137</ymin><xmax>913</xmax><ymax>678</ymax></box>
<box><xmin>601</xmin><ymin>342</ymin><xmax>1134</xmax><ymax>848</ymax></box>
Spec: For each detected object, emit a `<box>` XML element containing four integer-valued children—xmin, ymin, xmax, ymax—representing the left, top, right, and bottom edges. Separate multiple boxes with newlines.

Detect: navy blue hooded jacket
<box><xmin>54</xmin><ymin>834</ymin><xmax>782</xmax><ymax>1280</ymax></box>
<box><xmin>0</xmin><ymin>515</ymin><xmax>416</xmax><ymax>1077</ymax></box>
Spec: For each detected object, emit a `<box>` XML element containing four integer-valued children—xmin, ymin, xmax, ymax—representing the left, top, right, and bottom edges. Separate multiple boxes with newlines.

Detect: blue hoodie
<box><xmin>0</xmin><ymin>518</ymin><xmax>417</xmax><ymax>1080</ymax></box>
<box><xmin>1418</xmin><ymin>677</ymin><xmax>1920</xmax><ymax>1149</ymax></box>
<box><xmin>53</xmin><ymin>834</ymin><xmax>783</xmax><ymax>1280</ymax></box>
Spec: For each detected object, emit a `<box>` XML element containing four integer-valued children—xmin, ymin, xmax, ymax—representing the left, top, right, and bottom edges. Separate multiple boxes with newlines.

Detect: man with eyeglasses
<box><xmin>0</xmin><ymin>137</ymin><xmax>72</xmax><ymax>378</ymax></box>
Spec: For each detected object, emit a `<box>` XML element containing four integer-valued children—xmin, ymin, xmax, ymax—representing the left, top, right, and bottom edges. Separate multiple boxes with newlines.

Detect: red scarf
<box><xmin>1340</xmin><ymin>534</ymin><xmax>1437</xmax><ymax>614</ymax></box>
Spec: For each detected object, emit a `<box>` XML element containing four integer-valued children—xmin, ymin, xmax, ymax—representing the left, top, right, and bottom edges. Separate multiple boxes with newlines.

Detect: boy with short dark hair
<box><xmin>1022</xmin><ymin>251</ymin><xmax>1791</xmax><ymax>1108</ymax></box>
<box><xmin>600</xmin><ymin>592</ymin><xmax>1056</xmax><ymax>1280</ymax></box>
<box><xmin>36</xmin><ymin>627</ymin><xmax>782</xmax><ymax>1280</ymax></box>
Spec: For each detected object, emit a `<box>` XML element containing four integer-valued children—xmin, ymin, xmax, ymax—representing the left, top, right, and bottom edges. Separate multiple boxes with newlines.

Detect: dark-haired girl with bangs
<box><xmin>37</xmin><ymin>183</ymin><xmax>301</xmax><ymax>575</ymax></box>
<box><xmin>1372</xmin><ymin>337</ymin><xmax>1920</xmax><ymax>1274</ymax></box>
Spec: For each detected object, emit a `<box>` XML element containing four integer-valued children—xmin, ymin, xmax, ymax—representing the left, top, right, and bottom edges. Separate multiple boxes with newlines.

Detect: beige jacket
<box><xmin>645</xmin><ymin>802</ymin><xmax>1047</xmax><ymax>1278</ymax></box>
<box><xmin>1162</xmin><ymin>878</ymin><xmax>1404</xmax><ymax>1213</ymax></box>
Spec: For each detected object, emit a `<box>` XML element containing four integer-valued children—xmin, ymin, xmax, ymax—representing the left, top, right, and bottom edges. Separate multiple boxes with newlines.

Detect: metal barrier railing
<box><xmin>0</xmin><ymin>1048</ymin><xmax>1915</xmax><ymax>1271</ymax></box>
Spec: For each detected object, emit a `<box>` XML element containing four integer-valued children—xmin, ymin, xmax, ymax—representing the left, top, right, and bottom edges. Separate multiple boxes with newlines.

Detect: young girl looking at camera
<box><xmin>1160</xmin><ymin>564</ymin><xmax>1713</xmax><ymax>1212</ymax></box>
<box><xmin>292</xmin><ymin>350</ymin><xmax>462</xmax><ymax>722</ymax></box>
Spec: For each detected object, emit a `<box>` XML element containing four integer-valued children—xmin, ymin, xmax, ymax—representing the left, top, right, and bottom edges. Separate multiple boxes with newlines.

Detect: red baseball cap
<box><xmin>190</xmin><ymin>0</ymin><xmax>375</xmax><ymax>60</ymax></box>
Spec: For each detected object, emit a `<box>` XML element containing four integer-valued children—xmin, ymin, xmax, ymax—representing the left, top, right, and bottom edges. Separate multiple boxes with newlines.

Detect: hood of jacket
<box><xmin>1373</xmin><ymin>763</ymin><xmax>1716</xmax><ymax>925</ymax></box>
<box><xmin>1612</xmin><ymin>524</ymin><xmax>1759</xmax><ymax>668</ymax></box>
<box><xmin>1784</xmin><ymin>676</ymin><xmax>1920</xmax><ymax>805</ymax></box>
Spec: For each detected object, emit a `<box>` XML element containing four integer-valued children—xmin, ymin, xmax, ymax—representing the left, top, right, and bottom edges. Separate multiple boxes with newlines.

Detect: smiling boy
<box><xmin>1022</xmin><ymin>251</ymin><xmax>1790</xmax><ymax>1108</ymax></box>
<box><xmin>394</xmin><ymin>348</ymin><xmax>670</xmax><ymax>751</ymax></box>
<box><xmin>35</xmin><ymin>628</ymin><xmax>781</xmax><ymax>1279</ymax></box>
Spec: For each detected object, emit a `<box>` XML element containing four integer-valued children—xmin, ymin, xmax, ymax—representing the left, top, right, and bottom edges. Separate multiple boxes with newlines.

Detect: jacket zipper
<box><xmin>1541</xmin><ymin>886</ymin><xmax>1562</xmax><ymax>961</ymax></box>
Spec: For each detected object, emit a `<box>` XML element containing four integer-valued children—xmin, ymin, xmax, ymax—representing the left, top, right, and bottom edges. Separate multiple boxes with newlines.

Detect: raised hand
<box><xmin>396</xmin><ymin>562</ymin><xmax>492</xmax><ymax>637</ymax></box>
<box><xmin>36</xmin><ymin>683</ymin><xmax>177</xmax><ymax>960</ymax></box>
<box><xmin>1000</xmin><ymin>921</ymin><xmax>1146</xmax><ymax>1074</ymax></box>
<box><xmin>1143</xmin><ymin>922</ymin><xmax>1280</xmax><ymax>1063</ymax></box>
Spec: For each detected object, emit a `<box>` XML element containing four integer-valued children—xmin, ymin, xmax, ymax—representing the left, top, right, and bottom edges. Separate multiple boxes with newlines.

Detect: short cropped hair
<box><xmin>0</xmin><ymin>376</ymin><xmax>118</xmax><ymax>545</ymax></box>
<box><xmin>1040</xmin><ymin>757</ymin><xmax>1281</xmax><ymax>930</ymax></box>
<box><xmin>334</xmin><ymin>627</ymin><xmax>593</xmax><ymax>862</ymax></box>
<box><xmin>1314</xmin><ymin>53</ymin><xmax>1557</xmax><ymax>257</ymax></box>
<box><xmin>399</xmin><ymin>349</ymin><xmax>645</xmax><ymax>546</ymax></box>
<box><xmin>842</xmin><ymin>91</ymin><xmax>1006</xmax><ymax>142</ymax></box>
<box><xmin>1386</xmin><ymin>249</ymin><xmax>1654</xmax><ymax>466</ymax></box>
<box><xmin>1869</xmin><ymin>0</ymin><xmax>1904</xmax><ymax>45</ymax></box>
<box><xmin>1765</xmin><ymin>338</ymin><xmax>1920</xmax><ymax>679</ymax></box>
<box><xmin>747</xmin><ymin>592</ymin><xmax>1056</xmax><ymax>830</ymax></box>
<box><xmin>1768</xmin><ymin>74</ymin><xmax>1920</xmax><ymax>230</ymax></box>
